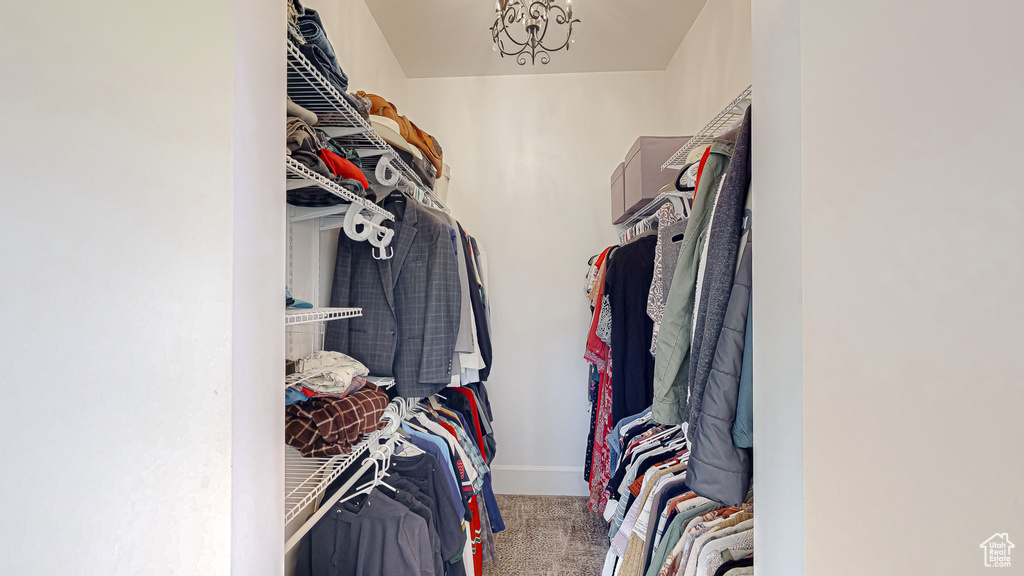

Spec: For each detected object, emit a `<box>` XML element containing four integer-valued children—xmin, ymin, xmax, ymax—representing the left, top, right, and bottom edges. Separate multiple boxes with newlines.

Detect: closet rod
<box><xmin>617</xmin><ymin>191</ymin><xmax>689</xmax><ymax>244</ymax></box>
<box><xmin>284</xmin><ymin>434</ymin><xmax>399</xmax><ymax>553</ymax></box>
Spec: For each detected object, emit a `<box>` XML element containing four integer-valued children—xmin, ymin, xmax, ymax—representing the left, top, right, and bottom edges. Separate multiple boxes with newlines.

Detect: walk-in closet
<box><xmin>5</xmin><ymin>1</ymin><xmax>1024</xmax><ymax>576</ymax></box>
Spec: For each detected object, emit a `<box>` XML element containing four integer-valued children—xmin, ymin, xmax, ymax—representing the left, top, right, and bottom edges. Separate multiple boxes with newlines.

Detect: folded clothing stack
<box><xmin>286</xmin><ymin>350</ymin><xmax>369</xmax><ymax>406</ymax></box>
<box><xmin>285</xmin><ymin>383</ymin><xmax>390</xmax><ymax>457</ymax></box>
<box><xmin>355</xmin><ymin>91</ymin><xmax>444</xmax><ymax>188</ymax></box>
<box><xmin>296</xmin><ymin>350</ymin><xmax>370</xmax><ymax>394</ymax></box>
<box><xmin>286</xmin><ymin>99</ymin><xmax>369</xmax><ymax>206</ymax></box>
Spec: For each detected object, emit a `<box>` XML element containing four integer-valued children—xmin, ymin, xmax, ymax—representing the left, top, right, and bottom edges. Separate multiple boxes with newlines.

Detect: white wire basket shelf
<box><xmin>286</xmin><ymin>41</ymin><xmax>449</xmax><ymax>214</ymax></box>
<box><xmin>284</xmin><ymin>430</ymin><xmax>382</xmax><ymax>525</ymax></box>
<box><xmin>285</xmin><ymin>371</ymin><xmax>397</xmax><ymax>390</ymax></box>
<box><xmin>285</xmin><ymin>307</ymin><xmax>363</xmax><ymax>325</ymax></box>
<box><xmin>661</xmin><ymin>85</ymin><xmax>752</xmax><ymax>171</ymax></box>
<box><xmin>285</xmin><ymin>157</ymin><xmax>394</xmax><ymax>220</ymax></box>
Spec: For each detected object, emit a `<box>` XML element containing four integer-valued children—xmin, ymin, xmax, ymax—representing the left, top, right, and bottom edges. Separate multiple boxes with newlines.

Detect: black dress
<box><xmin>605</xmin><ymin>234</ymin><xmax>658</xmax><ymax>425</ymax></box>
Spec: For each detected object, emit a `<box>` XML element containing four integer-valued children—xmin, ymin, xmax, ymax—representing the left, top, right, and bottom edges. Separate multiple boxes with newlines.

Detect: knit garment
<box><xmin>648</xmin><ymin>204</ymin><xmax>686</xmax><ymax>353</ymax></box>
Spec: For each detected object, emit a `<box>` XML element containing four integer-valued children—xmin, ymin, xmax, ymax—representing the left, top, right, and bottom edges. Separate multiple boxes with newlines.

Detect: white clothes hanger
<box><xmin>367</xmin><ymin>215</ymin><xmax>394</xmax><ymax>260</ymax></box>
<box><xmin>375</xmin><ymin>155</ymin><xmax>401</xmax><ymax>186</ymax></box>
<box><xmin>343</xmin><ymin>204</ymin><xmax>374</xmax><ymax>242</ymax></box>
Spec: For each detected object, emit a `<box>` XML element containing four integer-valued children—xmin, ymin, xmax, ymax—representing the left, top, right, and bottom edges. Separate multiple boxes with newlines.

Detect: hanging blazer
<box><xmin>325</xmin><ymin>198</ymin><xmax>462</xmax><ymax>397</ymax></box>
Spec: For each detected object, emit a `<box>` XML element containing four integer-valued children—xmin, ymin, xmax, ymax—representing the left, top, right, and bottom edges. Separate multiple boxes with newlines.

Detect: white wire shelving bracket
<box><xmin>286</xmin><ymin>40</ymin><xmax>450</xmax><ymax>214</ymax></box>
<box><xmin>660</xmin><ymin>85</ymin><xmax>752</xmax><ymax>171</ymax></box>
<box><xmin>284</xmin><ymin>429</ymin><xmax>382</xmax><ymax>525</ymax></box>
<box><xmin>286</xmin><ymin>370</ymin><xmax>397</xmax><ymax>390</ymax></box>
<box><xmin>285</xmin><ymin>398</ymin><xmax>414</xmax><ymax>549</ymax></box>
<box><xmin>285</xmin><ymin>157</ymin><xmax>394</xmax><ymax>220</ymax></box>
<box><xmin>286</xmin><ymin>307</ymin><xmax>363</xmax><ymax>325</ymax></box>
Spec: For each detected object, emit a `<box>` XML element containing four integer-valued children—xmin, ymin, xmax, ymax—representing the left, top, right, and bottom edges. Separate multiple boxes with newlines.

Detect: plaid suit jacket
<box><xmin>325</xmin><ymin>199</ymin><xmax>462</xmax><ymax>397</ymax></box>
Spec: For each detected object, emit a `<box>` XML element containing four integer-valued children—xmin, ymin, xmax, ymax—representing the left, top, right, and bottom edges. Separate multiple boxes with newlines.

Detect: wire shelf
<box><xmin>284</xmin><ymin>368</ymin><xmax>330</xmax><ymax>388</ymax></box>
<box><xmin>285</xmin><ymin>370</ymin><xmax>397</xmax><ymax>390</ymax></box>
<box><xmin>364</xmin><ymin>376</ymin><xmax>396</xmax><ymax>389</ymax></box>
<box><xmin>285</xmin><ymin>157</ymin><xmax>394</xmax><ymax>220</ymax></box>
<box><xmin>285</xmin><ymin>307</ymin><xmax>363</xmax><ymax>325</ymax></box>
<box><xmin>617</xmin><ymin>191</ymin><xmax>690</xmax><ymax>244</ymax></box>
<box><xmin>660</xmin><ymin>86</ymin><xmax>752</xmax><ymax>171</ymax></box>
<box><xmin>286</xmin><ymin>41</ymin><xmax>450</xmax><ymax>214</ymax></box>
<box><xmin>284</xmin><ymin>429</ymin><xmax>382</xmax><ymax>524</ymax></box>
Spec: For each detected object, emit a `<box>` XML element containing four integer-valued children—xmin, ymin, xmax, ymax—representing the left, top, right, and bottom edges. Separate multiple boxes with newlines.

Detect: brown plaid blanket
<box><xmin>285</xmin><ymin>383</ymin><xmax>389</xmax><ymax>457</ymax></box>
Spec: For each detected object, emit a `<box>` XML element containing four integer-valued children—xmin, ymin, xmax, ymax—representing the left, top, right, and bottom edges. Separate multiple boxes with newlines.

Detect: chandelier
<box><xmin>490</xmin><ymin>0</ymin><xmax>580</xmax><ymax>65</ymax></box>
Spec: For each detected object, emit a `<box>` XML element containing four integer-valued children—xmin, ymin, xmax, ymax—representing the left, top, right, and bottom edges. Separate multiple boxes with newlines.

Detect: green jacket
<box><xmin>652</xmin><ymin>138</ymin><xmax>734</xmax><ymax>425</ymax></box>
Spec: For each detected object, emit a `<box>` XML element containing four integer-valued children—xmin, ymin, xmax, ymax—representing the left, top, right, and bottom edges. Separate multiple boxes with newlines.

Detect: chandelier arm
<box><xmin>492</xmin><ymin>8</ymin><xmax>531</xmax><ymax>49</ymax></box>
<box><xmin>491</xmin><ymin>0</ymin><xmax>577</xmax><ymax>65</ymax></box>
<box><xmin>538</xmin><ymin>19</ymin><xmax>578</xmax><ymax>51</ymax></box>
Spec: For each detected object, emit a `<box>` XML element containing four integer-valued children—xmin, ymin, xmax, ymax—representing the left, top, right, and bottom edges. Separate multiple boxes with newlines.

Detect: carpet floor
<box><xmin>489</xmin><ymin>494</ymin><xmax>608</xmax><ymax>576</ymax></box>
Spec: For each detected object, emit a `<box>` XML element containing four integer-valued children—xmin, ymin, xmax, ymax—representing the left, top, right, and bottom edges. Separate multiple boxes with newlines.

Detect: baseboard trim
<box><xmin>490</xmin><ymin>465</ymin><xmax>590</xmax><ymax>496</ymax></box>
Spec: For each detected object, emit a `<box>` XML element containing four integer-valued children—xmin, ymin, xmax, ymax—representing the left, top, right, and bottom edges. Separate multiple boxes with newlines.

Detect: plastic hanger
<box><xmin>368</xmin><ymin>218</ymin><xmax>394</xmax><ymax>260</ymax></box>
<box><xmin>342</xmin><ymin>205</ymin><xmax>373</xmax><ymax>242</ymax></box>
<box><xmin>375</xmin><ymin>155</ymin><xmax>401</xmax><ymax>186</ymax></box>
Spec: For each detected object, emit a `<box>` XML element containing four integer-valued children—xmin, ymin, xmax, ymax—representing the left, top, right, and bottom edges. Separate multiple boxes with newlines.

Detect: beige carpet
<box><xmin>489</xmin><ymin>494</ymin><xmax>608</xmax><ymax>576</ymax></box>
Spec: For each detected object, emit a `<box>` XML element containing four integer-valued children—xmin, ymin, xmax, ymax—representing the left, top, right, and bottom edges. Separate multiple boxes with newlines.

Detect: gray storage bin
<box><xmin>623</xmin><ymin>136</ymin><xmax>691</xmax><ymax>213</ymax></box>
<box><xmin>610</xmin><ymin>162</ymin><xmax>628</xmax><ymax>224</ymax></box>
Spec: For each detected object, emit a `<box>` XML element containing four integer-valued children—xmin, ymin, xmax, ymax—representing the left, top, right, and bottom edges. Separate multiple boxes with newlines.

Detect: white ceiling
<box><xmin>364</xmin><ymin>0</ymin><xmax>707</xmax><ymax>78</ymax></box>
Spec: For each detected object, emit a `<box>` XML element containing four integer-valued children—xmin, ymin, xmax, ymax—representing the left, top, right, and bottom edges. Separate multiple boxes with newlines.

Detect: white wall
<box><xmin>232</xmin><ymin>1</ymin><xmax>285</xmax><ymax>575</ymax></box>
<box><xmin>799</xmin><ymin>1</ymin><xmax>1024</xmax><ymax>574</ymax></box>
<box><xmin>663</xmin><ymin>0</ymin><xmax>752</xmax><ymax>135</ymax></box>
<box><xmin>0</xmin><ymin>1</ymin><xmax>238</xmax><ymax>574</ymax></box>
<box><xmin>406</xmin><ymin>72</ymin><xmax>670</xmax><ymax>495</ymax></box>
<box><xmin>750</xmin><ymin>0</ymin><xmax>803</xmax><ymax>574</ymax></box>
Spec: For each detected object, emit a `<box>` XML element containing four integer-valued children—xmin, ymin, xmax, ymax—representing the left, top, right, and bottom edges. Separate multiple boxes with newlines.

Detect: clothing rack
<box><xmin>617</xmin><ymin>191</ymin><xmax>690</xmax><ymax>245</ymax></box>
<box><xmin>286</xmin><ymin>40</ymin><xmax>450</xmax><ymax>214</ymax></box>
<box><xmin>660</xmin><ymin>85</ymin><xmax>752</xmax><ymax>171</ymax></box>
<box><xmin>284</xmin><ymin>397</ymin><xmax>415</xmax><ymax>553</ymax></box>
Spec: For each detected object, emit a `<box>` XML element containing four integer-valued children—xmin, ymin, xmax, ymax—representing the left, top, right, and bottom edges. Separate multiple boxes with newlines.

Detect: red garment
<box><xmin>584</xmin><ymin>247</ymin><xmax>613</xmax><ymax>374</ymax></box>
<box><xmin>469</xmin><ymin>495</ymin><xmax>483</xmax><ymax>576</ymax></box>
<box><xmin>584</xmin><ymin>246</ymin><xmax>615</xmax><ymax>512</ymax></box>
<box><xmin>691</xmin><ymin>145</ymin><xmax>712</xmax><ymax>202</ymax></box>
<box><xmin>317</xmin><ymin>148</ymin><xmax>369</xmax><ymax>189</ymax></box>
<box><xmin>588</xmin><ymin>370</ymin><xmax>613</xmax><ymax>512</ymax></box>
